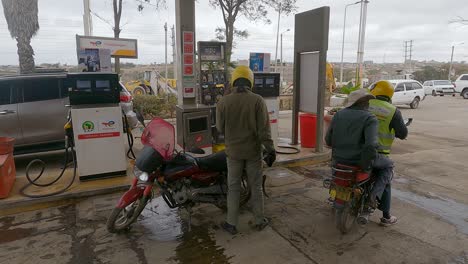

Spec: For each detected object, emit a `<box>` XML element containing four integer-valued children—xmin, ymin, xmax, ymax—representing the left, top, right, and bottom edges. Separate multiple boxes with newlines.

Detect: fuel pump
<box><xmin>21</xmin><ymin>73</ymin><xmax>129</xmax><ymax>197</ymax></box>
<box><xmin>67</xmin><ymin>73</ymin><xmax>127</xmax><ymax>181</ymax></box>
<box><xmin>252</xmin><ymin>73</ymin><xmax>300</xmax><ymax>154</ymax></box>
<box><xmin>252</xmin><ymin>73</ymin><xmax>281</xmax><ymax>148</ymax></box>
<box><xmin>176</xmin><ymin>41</ymin><xmax>227</xmax><ymax>154</ymax></box>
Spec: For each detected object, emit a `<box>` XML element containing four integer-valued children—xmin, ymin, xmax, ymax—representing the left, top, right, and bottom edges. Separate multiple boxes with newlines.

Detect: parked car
<box><xmin>422</xmin><ymin>80</ymin><xmax>456</xmax><ymax>96</ymax></box>
<box><xmin>454</xmin><ymin>74</ymin><xmax>468</xmax><ymax>99</ymax></box>
<box><xmin>0</xmin><ymin>72</ymin><xmax>138</xmax><ymax>151</ymax></box>
<box><xmin>387</xmin><ymin>80</ymin><xmax>425</xmax><ymax>109</ymax></box>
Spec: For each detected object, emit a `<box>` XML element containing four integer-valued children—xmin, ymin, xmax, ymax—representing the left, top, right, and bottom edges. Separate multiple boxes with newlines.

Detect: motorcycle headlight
<box><xmin>138</xmin><ymin>172</ymin><xmax>149</xmax><ymax>182</ymax></box>
<box><xmin>134</xmin><ymin>167</ymin><xmax>149</xmax><ymax>182</ymax></box>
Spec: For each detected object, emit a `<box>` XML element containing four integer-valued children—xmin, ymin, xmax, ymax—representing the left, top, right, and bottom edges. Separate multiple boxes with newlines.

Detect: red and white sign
<box><xmin>183</xmin><ymin>44</ymin><xmax>194</xmax><ymax>54</ymax></box>
<box><xmin>184</xmin><ymin>54</ymin><xmax>194</xmax><ymax>64</ymax></box>
<box><xmin>183</xmin><ymin>31</ymin><xmax>195</xmax><ymax>94</ymax></box>
<box><xmin>183</xmin><ymin>87</ymin><xmax>195</xmax><ymax>98</ymax></box>
<box><xmin>183</xmin><ymin>31</ymin><xmax>194</xmax><ymax>43</ymax></box>
<box><xmin>184</xmin><ymin>65</ymin><xmax>194</xmax><ymax>75</ymax></box>
<box><xmin>78</xmin><ymin>132</ymin><xmax>121</xmax><ymax>140</ymax></box>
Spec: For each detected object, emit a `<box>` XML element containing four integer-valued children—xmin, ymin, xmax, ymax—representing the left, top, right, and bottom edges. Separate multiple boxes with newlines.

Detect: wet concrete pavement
<box><xmin>1</xmin><ymin>96</ymin><xmax>468</xmax><ymax>263</ymax></box>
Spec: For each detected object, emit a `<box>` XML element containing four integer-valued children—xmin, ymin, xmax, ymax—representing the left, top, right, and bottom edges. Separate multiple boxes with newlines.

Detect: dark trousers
<box><xmin>371</xmin><ymin>154</ymin><xmax>394</xmax><ymax>218</ymax></box>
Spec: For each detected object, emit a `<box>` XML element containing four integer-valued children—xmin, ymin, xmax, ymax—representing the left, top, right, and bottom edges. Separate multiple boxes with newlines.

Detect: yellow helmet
<box><xmin>230</xmin><ymin>65</ymin><xmax>254</xmax><ymax>89</ymax></box>
<box><xmin>370</xmin><ymin>80</ymin><xmax>394</xmax><ymax>99</ymax></box>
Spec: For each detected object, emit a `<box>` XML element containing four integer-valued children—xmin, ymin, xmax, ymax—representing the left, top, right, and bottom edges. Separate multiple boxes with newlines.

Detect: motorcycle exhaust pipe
<box><xmin>357</xmin><ymin>213</ymin><xmax>369</xmax><ymax>225</ymax></box>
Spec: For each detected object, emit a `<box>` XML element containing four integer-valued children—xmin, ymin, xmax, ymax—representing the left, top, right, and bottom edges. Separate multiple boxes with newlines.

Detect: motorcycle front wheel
<box><xmin>335</xmin><ymin>202</ymin><xmax>357</xmax><ymax>234</ymax></box>
<box><xmin>107</xmin><ymin>195</ymin><xmax>150</xmax><ymax>233</ymax></box>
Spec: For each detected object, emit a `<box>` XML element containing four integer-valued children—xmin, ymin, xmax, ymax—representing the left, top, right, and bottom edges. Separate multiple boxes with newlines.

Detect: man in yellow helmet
<box><xmin>216</xmin><ymin>65</ymin><xmax>275</xmax><ymax>235</ymax></box>
<box><xmin>368</xmin><ymin>80</ymin><xmax>408</xmax><ymax>226</ymax></box>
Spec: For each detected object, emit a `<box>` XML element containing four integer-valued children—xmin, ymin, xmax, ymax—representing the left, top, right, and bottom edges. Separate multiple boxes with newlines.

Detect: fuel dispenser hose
<box><xmin>20</xmin><ymin>112</ymin><xmax>136</xmax><ymax>198</ymax></box>
<box><xmin>20</xmin><ymin>145</ymin><xmax>77</xmax><ymax>198</ymax></box>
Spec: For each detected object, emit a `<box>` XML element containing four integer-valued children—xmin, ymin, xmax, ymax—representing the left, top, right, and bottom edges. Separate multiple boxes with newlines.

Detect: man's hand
<box><xmin>264</xmin><ymin>150</ymin><xmax>276</xmax><ymax>167</ymax></box>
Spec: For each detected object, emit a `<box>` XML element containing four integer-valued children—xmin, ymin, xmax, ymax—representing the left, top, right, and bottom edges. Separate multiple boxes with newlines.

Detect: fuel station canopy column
<box><xmin>175</xmin><ymin>0</ymin><xmax>196</xmax><ymax>105</ymax></box>
<box><xmin>291</xmin><ymin>7</ymin><xmax>329</xmax><ymax>153</ymax></box>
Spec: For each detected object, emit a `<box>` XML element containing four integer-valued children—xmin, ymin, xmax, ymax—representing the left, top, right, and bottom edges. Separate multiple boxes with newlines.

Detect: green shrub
<box><xmin>133</xmin><ymin>94</ymin><xmax>177</xmax><ymax>119</ymax></box>
<box><xmin>339</xmin><ymin>83</ymin><xmax>361</xmax><ymax>94</ymax></box>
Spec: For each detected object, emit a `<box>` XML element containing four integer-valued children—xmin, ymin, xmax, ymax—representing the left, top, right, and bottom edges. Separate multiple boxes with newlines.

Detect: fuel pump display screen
<box><xmin>252</xmin><ymin>73</ymin><xmax>280</xmax><ymax>97</ymax></box>
<box><xmin>189</xmin><ymin>117</ymin><xmax>208</xmax><ymax>133</ymax></box>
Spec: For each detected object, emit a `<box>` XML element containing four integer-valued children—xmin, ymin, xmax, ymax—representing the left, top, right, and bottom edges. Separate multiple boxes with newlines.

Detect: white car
<box><xmin>422</xmin><ymin>80</ymin><xmax>456</xmax><ymax>96</ymax></box>
<box><xmin>454</xmin><ymin>74</ymin><xmax>468</xmax><ymax>99</ymax></box>
<box><xmin>387</xmin><ymin>80</ymin><xmax>425</xmax><ymax>109</ymax></box>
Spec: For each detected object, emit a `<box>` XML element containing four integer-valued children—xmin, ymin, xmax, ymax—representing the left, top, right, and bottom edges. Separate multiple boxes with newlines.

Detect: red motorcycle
<box><xmin>323</xmin><ymin>164</ymin><xmax>374</xmax><ymax>234</ymax></box>
<box><xmin>324</xmin><ymin>118</ymin><xmax>413</xmax><ymax>234</ymax></box>
<box><xmin>107</xmin><ymin>118</ymin><xmax>250</xmax><ymax>233</ymax></box>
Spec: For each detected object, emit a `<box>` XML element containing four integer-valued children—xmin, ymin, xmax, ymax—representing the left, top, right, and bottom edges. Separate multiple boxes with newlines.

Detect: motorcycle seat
<box><xmin>196</xmin><ymin>151</ymin><xmax>228</xmax><ymax>172</ymax></box>
<box><xmin>334</xmin><ymin>163</ymin><xmax>361</xmax><ymax>172</ymax></box>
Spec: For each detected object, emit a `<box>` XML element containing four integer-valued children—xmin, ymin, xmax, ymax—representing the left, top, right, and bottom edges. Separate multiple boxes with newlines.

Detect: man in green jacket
<box><xmin>216</xmin><ymin>65</ymin><xmax>276</xmax><ymax>235</ymax></box>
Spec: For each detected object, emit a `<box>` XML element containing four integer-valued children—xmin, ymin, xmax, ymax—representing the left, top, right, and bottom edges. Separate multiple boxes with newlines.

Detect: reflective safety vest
<box><xmin>369</xmin><ymin>99</ymin><xmax>397</xmax><ymax>155</ymax></box>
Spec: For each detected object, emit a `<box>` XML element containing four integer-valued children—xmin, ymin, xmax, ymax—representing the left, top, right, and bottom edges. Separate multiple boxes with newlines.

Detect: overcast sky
<box><xmin>1</xmin><ymin>0</ymin><xmax>467</xmax><ymax>66</ymax></box>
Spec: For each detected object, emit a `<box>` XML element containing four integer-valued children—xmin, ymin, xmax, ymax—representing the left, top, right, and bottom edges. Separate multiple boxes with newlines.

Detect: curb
<box><xmin>0</xmin><ymin>183</ymin><xmax>130</xmax><ymax>216</ymax></box>
<box><xmin>276</xmin><ymin>152</ymin><xmax>331</xmax><ymax>168</ymax></box>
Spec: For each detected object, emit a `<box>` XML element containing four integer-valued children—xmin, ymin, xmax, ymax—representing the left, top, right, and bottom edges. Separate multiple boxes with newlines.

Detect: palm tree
<box><xmin>2</xmin><ymin>0</ymin><xmax>39</xmax><ymax>73</ymax></box>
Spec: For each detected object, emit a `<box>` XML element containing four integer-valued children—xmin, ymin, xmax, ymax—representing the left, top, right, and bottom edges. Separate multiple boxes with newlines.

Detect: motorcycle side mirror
<box><xmin>405</xmin><ymin>118</ymin><xmax>413</xmax><ymax>127</ymax></box>
<box><xmin>188</xmin><ymin>147</ymin><xmax>205</xmax><ymax>155</ymax></box>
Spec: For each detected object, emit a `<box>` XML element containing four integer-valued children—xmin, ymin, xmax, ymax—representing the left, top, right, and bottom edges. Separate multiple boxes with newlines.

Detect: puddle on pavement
<box><xmin>0</xmin><ymin>216</ymin><xmax>37</xmax><ymax>244</ymax></box>
<box><xmin>137</xmin><ymin>196</ymin><xmax>231</xmax><ymax>263</ymax></box>
<box><xmin>138</xmin><ymin>196</ymin><xmax>185</xmax><ymax>242</ymax></box>
<box><xmin>393</xmin><ymin>189</ymin><xmax>468</xmax><ymax>235</ymax></box>
<box><xmin>172</xmin><ymin>225</ymin><xmax>231</xmax><ymax>264</ymax></box>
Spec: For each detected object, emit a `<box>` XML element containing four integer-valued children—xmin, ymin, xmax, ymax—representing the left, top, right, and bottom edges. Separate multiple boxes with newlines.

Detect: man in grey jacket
<box><xmin>216</xmin><ymin>65</ymin><xmax>276</xmax><ymax>235</ymax></box>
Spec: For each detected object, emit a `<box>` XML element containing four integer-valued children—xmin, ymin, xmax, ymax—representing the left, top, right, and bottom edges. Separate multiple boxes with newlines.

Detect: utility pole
<box><xmin>83</xmin><ymin>0</ymin><xmax>92</xmax><ymax>36</ymax></box>
<box><xmin>449</xmin><ymin>45</ymin><xmax>455</xmax><ymax>80</ymax></box>
<box><xmin>404</xmin><ymin>40</ymin><xmax>413</xmax><ymax>72</ymax></box>
<box><xmin>164</xmin><ymin>22</ymin><xmax>168</xmax><ymax>91</ymax></box>
<box><xmin>409</xmin><ymin>40</ymin><xmax>413</xmax><ymax>72</ymax></box>
<box><xmin>171</xmin><ymin>25</ymin><xmax>176</xmax><ymax>83</ymax></box>
<box><xmin>280</xmin><ymin>33</ymin><xmax>283</xmax><ymax>84</ymax></box>
<box><xmin>355</xmin><ymin>0</ymin><xmax>369</xmax><ymax>87</ymax></box>
<box><xmin>280</xmin><ymin>29</ymin><xmax>290</xmax><ymax>88</ymax></box>
<box><xmin>274</xmin><ymin>3</ymin><xmax>282</xmax><ymax>72</ymax></box>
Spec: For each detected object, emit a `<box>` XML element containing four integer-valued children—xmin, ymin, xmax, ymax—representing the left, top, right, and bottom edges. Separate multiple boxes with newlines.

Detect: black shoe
<box><xmin>253</xmin><ymin>218</ymin><xmax>270</xmax><ymax>231</ymax></box>
<box><xmin>221</xmin><ymin>222</ymin><xmax>238</xmax><ymax>235</ymax></box>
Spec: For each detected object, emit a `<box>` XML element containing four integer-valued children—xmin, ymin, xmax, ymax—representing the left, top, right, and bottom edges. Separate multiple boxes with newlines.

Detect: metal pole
<box><xmin>171</xmin><ymin>25</ymin><xmax>176</xmax><ymax>83</ymax></box>
<box><xmin>164</xmin><ymin>22</ymin><xmax>168</xmax><ymax>92</ymax></box>
<box><xmin>340</xmin><ymin>2</ymin><xmax>359</xmax><ymax>86</ymax></box>
<box><xmin>355</xmin><ymin>0</ymin><xmax>369</xmax><ymax>87</ymax></box>
<box><xmin>280</xmin><ymin>29</ymin><xmax>289</xmax><ymax>88</ymax></box>
<box><xmin>280</xmin><ymin>33</ymin><xmax>283</xmax><ymax>86</ymax></box>
<box><xmin>274</xmin><ymin>3</ymin><xmax>282</xmax><ymax>72</ymax></box>
<box><xmin>83</xmin><ymin>0</ymin><xmax>91</xmax><ymax>36</ymax></box>
<box><xmin>449</xmin><ymin>45</ymin><xmax>454</xmax><ymax>80</ymax></box>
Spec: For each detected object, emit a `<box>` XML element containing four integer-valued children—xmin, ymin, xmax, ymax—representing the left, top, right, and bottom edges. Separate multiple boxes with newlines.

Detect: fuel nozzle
<box><xmin>64</xmin><ymin>120</ymin><xmax>74</xmax><ymax>148</ymax></box>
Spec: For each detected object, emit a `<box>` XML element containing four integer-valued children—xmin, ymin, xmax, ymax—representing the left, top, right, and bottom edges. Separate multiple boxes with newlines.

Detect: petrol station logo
<box><xmin>90</xmin><ymin>40</ymin><xmax>102</xmax><ymax>47</ymax></box>
<box><xmin>82</xmin><ymin>121</ymin><xmax>95</xmax><ymax>132</ymax></box>
<box><xmin>102</xmin><ymin>120</ymin><xmax>115</xmax><ymax>128</ymax></box>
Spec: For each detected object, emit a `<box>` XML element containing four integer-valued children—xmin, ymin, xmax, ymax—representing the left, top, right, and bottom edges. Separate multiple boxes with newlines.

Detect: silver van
<box><xmin>0</xmin><ymin>72</ymin><xmax>137</xmax><ymax>152</ymax></box>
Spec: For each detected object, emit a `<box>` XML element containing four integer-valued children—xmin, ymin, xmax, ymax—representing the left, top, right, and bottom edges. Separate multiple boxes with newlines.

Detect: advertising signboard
<box><xmin>77</xmin><ymin>48</ymin><xmax>112</xmax><ymax>72</ymax></box>
<box><xmin>76</xmin><ymin>35</ymin><xmax>138</xmax><ymax>58</ymax></box>
<box><xmin>249</xmin><ymin>53</ymin><xmax>271</xmax><ymax>73</ymax></box>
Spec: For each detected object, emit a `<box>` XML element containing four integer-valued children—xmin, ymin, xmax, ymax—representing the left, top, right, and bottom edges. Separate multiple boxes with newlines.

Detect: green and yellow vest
<box><xmin>369</xmin><ymin>99</ymin><xmax>397</xmax><ymax>155</ymax></box>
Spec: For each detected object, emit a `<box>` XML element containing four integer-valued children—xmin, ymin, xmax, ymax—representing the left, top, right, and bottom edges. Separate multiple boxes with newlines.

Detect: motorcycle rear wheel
<box><xmin>335</xmin><ymin>202</ymin><xmax>357</xmax><ymax>234</ymax></box>
<box><xmin>107</xmin><ymin>195</ymin><xmax>150</xmax><ymax>233</ymax></box>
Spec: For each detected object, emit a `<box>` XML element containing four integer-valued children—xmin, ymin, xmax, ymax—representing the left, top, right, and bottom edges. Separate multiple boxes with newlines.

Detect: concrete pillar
<box><xmin>175</xmin><ymin>0</ymin><xmax>196</xmax><ymax>105</ymax></box>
